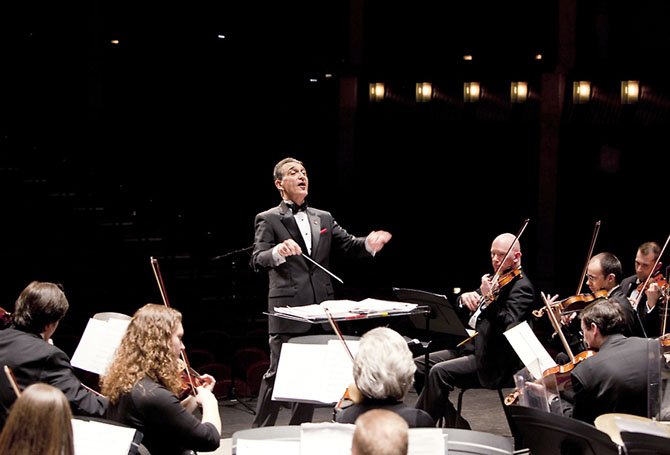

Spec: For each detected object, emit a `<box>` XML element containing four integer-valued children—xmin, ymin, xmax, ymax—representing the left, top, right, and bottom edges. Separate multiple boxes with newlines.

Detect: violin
<box><xmin>532</xmin><ymin>289</ymin><xmax>608</xmax><ymax>318</ymax></box>
<box><xmin>636</xmin><ymin>268</ymin><xmax>669</xmax><ymax>295</ymax></box>
<box><xmin>483</xmin><ymin>267</ymin><xmax>523</xmax><ymax>305</ymax></box>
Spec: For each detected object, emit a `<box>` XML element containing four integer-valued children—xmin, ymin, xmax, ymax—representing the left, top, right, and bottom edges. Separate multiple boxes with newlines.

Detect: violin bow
<box><xmin>541</xmin><ymin>292</ymin><xmax>574</xmax><ymax>362</ymax></box>
<box><xmin>150</xmin><ymin>256</ymin><xmax>198</xmax><ymax>395</ymax></box>
<box><xmin>634</xmin><ymin>232</ymin><xmax>670</xmax><ymax>310</ymax></box>
<box><xmin>3</xmin><ymin>365</ymin><xmax>21</xmax><ymax>398</ymax></box>
<box><xmin>576</xmin><ymin>220</ymin><xmax>601</xmax><ymax>295</ymax></box>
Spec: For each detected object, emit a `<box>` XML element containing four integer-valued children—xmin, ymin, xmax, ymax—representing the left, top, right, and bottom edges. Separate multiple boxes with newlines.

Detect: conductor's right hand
<box><xmin>277</xmin><ymin>239</ymin><xmax>302</xmax><ymax>257</ymax></box>
<box><xmin>460</xmin><ymin>291</ymin><xmax>481</xmax><ymax>312</ymax></box>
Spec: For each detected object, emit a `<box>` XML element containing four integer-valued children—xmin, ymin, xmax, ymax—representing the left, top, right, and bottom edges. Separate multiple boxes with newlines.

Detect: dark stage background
<box><xmin>1</xmin><ymin>1</ymin><xmax>670</xmax><ymax>355</ymax></box>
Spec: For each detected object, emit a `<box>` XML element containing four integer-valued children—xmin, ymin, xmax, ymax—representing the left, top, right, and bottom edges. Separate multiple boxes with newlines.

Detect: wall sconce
<box><xmin>369</xmin><ymin>82</ymin><xmax>385</xmax><ymax>102</ymax></box>
<box><xmin>510</xmin><ymin>81</ymin><xmax>528</xmax><ymax>103</ymax></box>
<box><xmin>463</xmin><ymin>82</ymin><xmax>480</xmax><ymax>102</ymax></box>
<box><xmin>621</xmin><ymin>80</ymin><xmax>639</xmax><ymax>104</ymax></box>
<box><xmin>572</xmin><ymin>81</ymin><xmax>591</xmax><ymax>104</ymax></box>
<box><xmin>415</xmin><ymin>82</ymin><xmax>433</xmax><ymax>102</ymax></box>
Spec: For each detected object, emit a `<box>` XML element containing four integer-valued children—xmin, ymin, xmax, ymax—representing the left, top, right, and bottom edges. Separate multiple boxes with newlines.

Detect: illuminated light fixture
<box><xmin>510</xmin><ymin>81</ymin><xmax>528</xmax><ymax>103</ymax></box>
<box><xmin>463</xmin><ymin>54</ymin><xmax>473</xmax><ymax>61</ymax></box>
<box><xmin>572</xmin><ymin>81</ymin><xmax>591</xmax><ymax>104</ymax></box>
<box><xmin>110</xmin><ymin>39</ymin><xmax>120</xmax><ymax>45</ymax></box>
<box><xmin>534</xmin><ymin>54</ymin><xmax>543</xmax><ymax>61</ymax></box>
<box><xmin>415</xmin><ymin>82</ymin><xmax>433</xmax><ymax>102</ymax></box>
<box><xmin>463</xmin><ymin>82</ymin><xmax>480</xmax><ymax>102</ymax></box>
<box><xmin>621</xmin><ymin>80</ymin><xmax>639</xmax><ymax>104</ymax></box>
<box><xmin>369</xmin><ymin>82</ymin><xmax>385</xmax><ymax>102</ymax></box>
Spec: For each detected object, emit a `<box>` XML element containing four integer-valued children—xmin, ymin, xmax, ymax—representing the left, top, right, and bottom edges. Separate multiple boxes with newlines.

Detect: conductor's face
<box><xmin>276</xmin><ymin>162</ymin><xmax>309</xmax><ymax>204</ymax></box>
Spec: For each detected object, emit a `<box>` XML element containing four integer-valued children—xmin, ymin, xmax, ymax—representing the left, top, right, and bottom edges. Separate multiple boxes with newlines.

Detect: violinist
<box><xmin>414</xmin><ymin>232</ymin><xmax>536</xmax><ymax>428</ymax></box>
<box><xmin>101</xmin><ymin>304</ymin><xmax>221</xmax><ymax>455</ymax></box>
<box><xmin>621</xmin><ymin>241</ymin><xmax>665</xmax><ymax>338</ymax></box>
<box><xmin>0</xmin><ymin>281</ymin><xmax>107</xmax><ymax>429</ymax></box>
<box><xmin>549</xmin><ymin>298</ymin><xmax>655</xmax><ymax>424</ymax></box>
<box><xmin>556</xmin><ymin>252</ymin><xmax>643</xmax><ymax>359</ymax></box>
<box><xmin>335</xmin><ymin>327</ymin><xmax>434</xmax><ymax>428</ymax></box>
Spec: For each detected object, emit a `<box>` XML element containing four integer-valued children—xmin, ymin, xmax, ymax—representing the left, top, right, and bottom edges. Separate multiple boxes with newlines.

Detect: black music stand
<box><xmin>393</xmin><ymin>287</ymin><xmax>471</xmax><ymax>395</ymax></box>
<box><xmin>392</xmin><ymin>287</ymin><xmax>469</xmax><ymax>343</ymax></box>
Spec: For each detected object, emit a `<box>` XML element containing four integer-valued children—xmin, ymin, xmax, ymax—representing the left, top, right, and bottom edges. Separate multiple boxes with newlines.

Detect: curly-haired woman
<box><xmin>101</xmin><ymin>303</ymin><xmax>221</xmax><ymax>455</ymax></box>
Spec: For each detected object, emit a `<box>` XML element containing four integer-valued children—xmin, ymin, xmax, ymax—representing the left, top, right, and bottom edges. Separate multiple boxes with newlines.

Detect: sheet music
<box><xmin>503</xmin><ymin>321</ymin><xmax>556</xmax><ymax>379</ymax></box>
<box><xmin>237</xmin><ymin>439</ymin><xmax>299</xmax><ymax>455</ymax></box>
<box><xmin>300</xmin><ymin>422</ymin><xmax>355</xmax><ymax>455</ymax></box>
<box><xmin>273</xmin><ymin>299</ymin><xmax>417</xmax><ymax>321</ymax></box>
<box><xmin>272</xmin><ymin>340</ymin><xmax>359</xmax><ymax>404</ymax></box>
<box><xmin>71</xmin><ymin>318</ymin><xmax>130</xmax><ymax>375</ymax></box>
<box><xmin>408</xmin><ymin>428</ymin><xmax>446</xmax><ymax>455</ymax></box>
<box><xmin>72</xmin><ymin>418</ymin><xmax>137</xmax><ymax>455</ymax></box>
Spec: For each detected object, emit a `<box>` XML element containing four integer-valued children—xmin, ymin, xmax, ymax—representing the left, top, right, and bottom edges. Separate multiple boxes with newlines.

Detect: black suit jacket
<box><xmin>0</xmin><ymin>327</ymin><xmax>107</xmax><ymax>427</ymax></box>
<box><xmin>336</xmin><ymin>398</ymin><xmax>435</xmax><ymax>428</ymax></box>
<box><xmin>570</xmin><ymin>334</ymin><xmax>653</xmax><ymax>424</ymax></box>
<box><xmin>251</xmin><ymin>202</ymin><xmax>371</xmax><ymax>333</ymax></box>
<box><xmin>472</xmin><ymin>270</ymin><xmax>536</xmax><ymax>388</ymax></box>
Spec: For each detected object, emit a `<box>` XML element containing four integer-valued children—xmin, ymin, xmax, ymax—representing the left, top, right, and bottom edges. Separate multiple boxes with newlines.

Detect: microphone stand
<box><xmin>213</xmin><ymin>246</ymin><xmax>256</xmax><ymax>415</ymax></box>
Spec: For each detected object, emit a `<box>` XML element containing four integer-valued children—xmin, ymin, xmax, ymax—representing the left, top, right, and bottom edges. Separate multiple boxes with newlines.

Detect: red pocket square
<box><xmin>320</xmin><ymin>228</ymin><xmax>327</xmax><ymax>235</ymax></box>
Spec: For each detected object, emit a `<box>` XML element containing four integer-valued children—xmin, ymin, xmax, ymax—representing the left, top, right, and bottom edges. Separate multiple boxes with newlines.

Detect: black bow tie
<box><xmin>287</xmin><ymin>201</ymin><xmax>308</xmax><ymax>214</ymax></box>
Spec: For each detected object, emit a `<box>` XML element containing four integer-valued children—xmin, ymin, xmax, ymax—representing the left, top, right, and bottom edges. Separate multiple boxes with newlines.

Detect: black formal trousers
<box><xmin>252</xmin><ymin>333</ymin><xmax>317</xmax><ymax>427</ymax></box>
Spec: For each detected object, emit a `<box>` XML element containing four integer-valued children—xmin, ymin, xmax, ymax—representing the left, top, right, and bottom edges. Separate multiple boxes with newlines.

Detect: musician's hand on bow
<box><xmin>197</xmin><ymin>373</ymin><xmax>216</xmax><ymax>392</ymax></box>
<box><xmin>365</xmin><ymin>230</ymin><xmax>392</xmax><ymax>253</ymax></box>
<box><xmin>480</xmin><ymin>274</ymin><xmax>493</xmax><ymax>296</ymax></box>
<box><xmin>541</xmin><ymin>292</ymin><xmax>565</xmax><ymax>325</ymax></box>
<box><xmin>277</xmin><ymin>239</ymin><xmax>302</xmax><ymax>257</ymax></box>
<box><xmin>646</xmin><ymin>282</ymin><xmax>661</xmax><ymax>310</ymax></box>
<box><xmin>460</xmin><ymin>291</ymin><xmax>481</xmax><ymax>312</ymax></box>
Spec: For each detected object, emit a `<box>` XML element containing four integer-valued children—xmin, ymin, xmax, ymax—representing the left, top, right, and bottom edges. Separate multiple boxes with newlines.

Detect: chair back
<box><xmin>621</xmin><ymin>431</ymin><xmax>670</xmax><ymax>455</ymax></box>
<box><xmin>507</xmin><ymin>405</ymin><xmax>620</xmax><ymax>455</ymax></box>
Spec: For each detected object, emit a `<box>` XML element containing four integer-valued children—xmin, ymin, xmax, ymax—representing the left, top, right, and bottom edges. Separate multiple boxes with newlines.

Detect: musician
<box><xmin>0</xmin><ymin>281</ymin><xmax>107</xmax><ymax>428</ymax></box>
<box><xmin>551</xmin><ymin>298</ymin><xmax>654</xmax><ymax>424</ymax></box>
<box><xmin>335</xmin><ymin>327</ymin><xmax>434</xmax><ymax>427</ymax></box>
<box><xmin>101</xmin><ymin>304</ymin><xmax>221</xmax><ymax>455</ymax></box>
<box><xmin>414</xmin><ymin>232</ymin><xmax>536</xmax><ymax>428</ymax></box>
<box><xmin>621</xmin><ymin>242</ymin><xmax>664</xmax><ymax>338</ymax></box>
<box><xmin>250</xmin><ymin>157</ymin><xmax>392</xmax><ymax>427</ymax></box>
<box><xmin>0</xmin><ymin>383</ymin><xmax>74</xmax><ymax>455</ymax></box>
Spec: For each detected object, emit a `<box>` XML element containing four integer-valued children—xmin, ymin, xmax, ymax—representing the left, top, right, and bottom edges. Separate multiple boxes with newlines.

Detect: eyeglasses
<box><xmin>585</xmin><ymin>274</ymin><xmax>601</xmax><ymax>281</ymax></box>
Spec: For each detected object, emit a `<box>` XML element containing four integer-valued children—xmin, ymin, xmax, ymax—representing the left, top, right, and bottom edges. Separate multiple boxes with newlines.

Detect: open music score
<box><xmin>271</xmin><ymin>298</ymin><xmax>419</xmax><ymax>322</ymax></box>
<box><xmin>71</xmin><ymin>318</ymin><xmax>130</xmax><ymax>375</ymax></box>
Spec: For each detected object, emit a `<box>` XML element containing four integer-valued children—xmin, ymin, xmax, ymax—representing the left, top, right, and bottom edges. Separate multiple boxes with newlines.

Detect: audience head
<box><xmin>351</xmin><ymin>408</ymin><xmax>409</xmax><ymax>455</ymax></box>
<box><xmin>12</xmin><ymin>281</ymin><xmax>69</xmax><ymax>335</ymax></box>
<box><xmin>0</xmin><ymin>383</ymin><xmax>74</xmax><ymax>455</ymax></box>
<box><xmin>101</xmin><ymin>303</ymin><xmax>183</xmax><ymax>403</ymax></box>
<box><xmin>353</xmin><ymin>327</ymin><xmax>415</xmax><ymax>401</ymax></box>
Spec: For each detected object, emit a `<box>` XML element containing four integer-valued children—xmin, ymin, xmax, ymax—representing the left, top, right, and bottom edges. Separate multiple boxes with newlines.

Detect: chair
<box><xmin>507</xmin><ymin>405</ymin><xmax>620</xmax><ymax>454</ymax></box>
<box><xmin>620</xmin><ymin>431</ymin><xmax>670</xmax><ymax>455</ymax></box>
<box><xmin>233</xmin><ymin>346</ymin><xmax>269</xmax><ymax>378</ymax></box>
<box><xmin>245</xmin><ymin>359</ymin><xmax>271</xmax><ymax>396</ymax></box>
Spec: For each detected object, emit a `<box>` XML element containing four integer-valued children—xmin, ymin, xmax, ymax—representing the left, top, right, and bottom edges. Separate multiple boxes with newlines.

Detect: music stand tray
<box><xmin>392</xmin><ymin>287</ymin><xmax>469</xmax><ymax>339</ymax></box>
